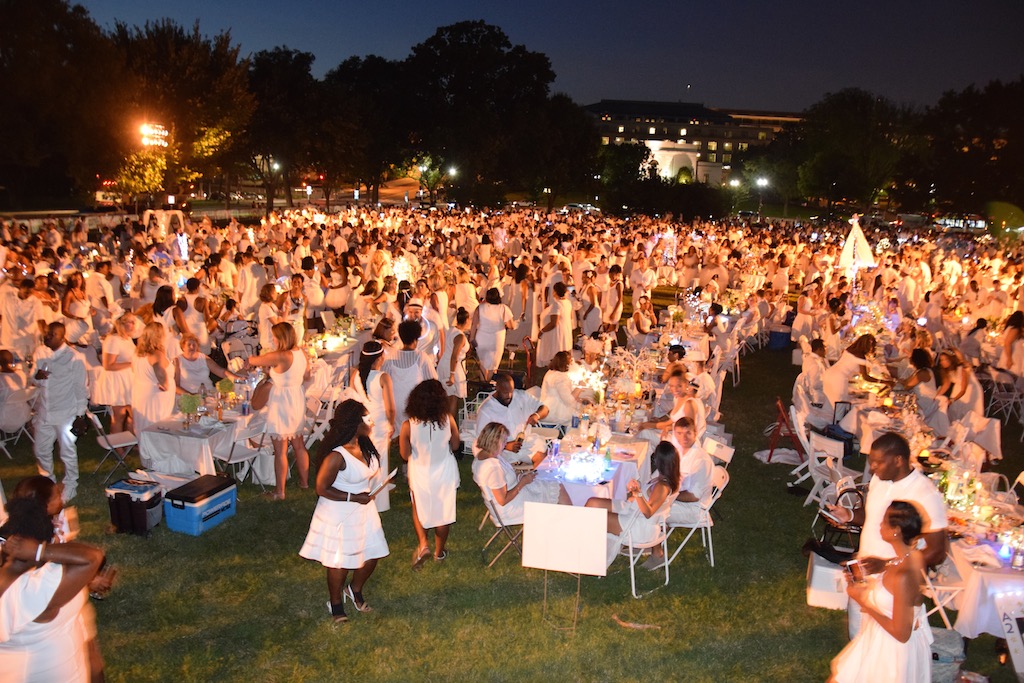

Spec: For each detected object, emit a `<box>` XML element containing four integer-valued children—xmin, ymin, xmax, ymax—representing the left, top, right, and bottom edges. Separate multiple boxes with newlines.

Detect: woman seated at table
<box><xmin>472</xmin><ymin>422</ymin><xmax>556</xmax><ymax>521</ymax></box>
<box><xmin>936</xmin><ymin>349</ymin><xmax>984</xmax><ymax>423</ymax></box>
<box><xmin>958</xmin><ymin>318</ymin><xmax>986</xmax><ymax>368</ymax></box>
<box><xmin>558</xmin><ymin>441</ymin><xmax>678</xmax><ymax>567</ymax></box>
<box><xmin>636</xmin><ymin>368</ymin><xmax>689</xmax><ymax>441</ymax></box>
<box><xmin>174</xmin><ymin>333</ymin><xmax>237</xmax><ymax>395</ymax></box>
<box><xmin>829</xmin><ymin>501</ymin><xmax>932</xmax><ymax>683</ymax></box>
<box><xmin>540</xmin><ymin>351</ymin><xmax>587</xmax><ymax>427</ymax></box>
<box><xmin>822</xmin><ymin>334</ymin><xmax>888</xmax><ymax>407</ymax></box>
<box><xmin>629</xmin><ymin>295</ymin><xmax>658</xmax><ymax>348</ymax></box>
<box><xmin>899</xmin><ymin>348</ymin><xmax>949</xmax><ymax>435</ymax></box>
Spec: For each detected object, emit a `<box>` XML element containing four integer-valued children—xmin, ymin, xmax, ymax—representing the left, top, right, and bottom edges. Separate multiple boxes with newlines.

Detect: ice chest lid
<box><xmin>105</xmin><ymin>478</ymin><xmax>162</xmax><ymax>501</ymax></box>
<box><xmin>166</xmin><ymin>475</ymin><xmax>235</xmax><ymax>504</ymax></box>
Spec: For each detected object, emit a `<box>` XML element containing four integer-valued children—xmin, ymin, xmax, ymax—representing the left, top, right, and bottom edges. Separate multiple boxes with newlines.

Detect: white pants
<box><xmin>34</xmin><ymin>420</ymin><xmax>79</xmax><ymax>493</ymax></box>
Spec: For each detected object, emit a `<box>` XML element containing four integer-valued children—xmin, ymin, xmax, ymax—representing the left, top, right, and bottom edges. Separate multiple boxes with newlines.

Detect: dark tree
<box><xmin>518</xmin><ymin>94</ymin><xmax>601</xmax><ymax>210</ymax></box>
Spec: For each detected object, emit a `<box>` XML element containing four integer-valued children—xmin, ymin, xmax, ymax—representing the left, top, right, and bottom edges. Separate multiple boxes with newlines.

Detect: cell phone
<box><xmin>846</xmin><ymin>559</ymin><xmax>866</xmax><ymax>583</ymax></box>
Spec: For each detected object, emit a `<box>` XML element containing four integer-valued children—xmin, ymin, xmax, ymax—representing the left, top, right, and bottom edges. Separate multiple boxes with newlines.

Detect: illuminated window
<box><xmin>601</xmin><ymin>137</ymin><xmax>610</xmax><ymax>145</ymax></box>
<box><xmin>679</xmin><ymin>128</ymin><xmax>687</xmax><ymax>136</ymax></box>
<box><xmin>722</xmin><ymin>154</ymin><xmax>731</xmax><ymax>163</ymax></box>
<box><xmin>723</xmin><ymin>142</ymin><xmax>732</xmax><ymax>151</ymax></box>
<box><xmin>758</xmin><ymin>132</ymin><xmax>768</xmax><ymax>141</ymax></box>
<box><xmin>708</xmin><ymin>153</ymin><xmax>717</xmax><ymax>163</ymax></box>
<box><xmin>618</xmin><ymin>125</ymin><xmax>624</xmax><ymax>133</ymax></box>
<box><xmin>649</xmin><ymin>127</ymin><xmax>656</xmax><ymax>135</ymax></box>
<box><xmin>707</xmin><ymin>141</ymin><xmax>717</xmax><ymax>151</ymax></box>
<box><xmin>614</xmin><ymin>137</ymin><xmax>623</xmax><ymax>143</ymax></box>
<box><xmin>695</xmin><ymin>141</ymin><xmax>702</xmax><ymax>149</ymax></box>
<box><xmin>738</xmin><ymin>143</ymin><xmax>749</xmax><ymax>151</ymax></box>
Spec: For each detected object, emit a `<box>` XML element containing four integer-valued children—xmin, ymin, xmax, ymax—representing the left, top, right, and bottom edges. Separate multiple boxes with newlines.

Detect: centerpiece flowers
<box><xmin>179</xmin><ymin>393</ymin><xmax>202</xmax><ymax>429</ymax></box>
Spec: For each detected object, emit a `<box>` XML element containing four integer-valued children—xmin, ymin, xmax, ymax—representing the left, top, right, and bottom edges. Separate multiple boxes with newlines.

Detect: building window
<box><xmin>601</xmin><ymin>137</ymin><xmax>610</xmax><ymax>145</ymax></box>
<box><xmin>648</xmin><ymin>127</ymin><xmax>656</xmax><ymax>135</ymax></box>
<box><xmin>723</xmin><ymin>142</ymin><xmax>732</xmax><ymax>151</ymax></box>
<box><xmin>757</xmin><ymin>132</ymin><xmax>768</xmax><ymax>141</ymax></box>
<box><xmin>708</xmin><ymin>153</ymin><xmax>717</xmax><ymax>163</ymax></box>
<box><xmin>707</xmin><ymin>141</ymin><xmax>717</xmax><ymax>151</ymax></box>
<box><xmin>679</xmin><ymin>128</ymin><xmax>687</xmax><ymax>137</ymax></box>
<box><xmin>722</xmin><ymin>154</ymin><xmax>732</xmax><ymax>163</ymax></box>
<box><xmin>738</xmin><ymin>143</ymin><xmax>749</xmax><ymax>151</ymax></box>
<box><xmin>695</xmin><ymin>141</ymin><xmax>702</xmax><ymax>149</ymax></box>
<box><xmin>614</xmin><ymin>137</ymin><xmax>623</xmax><ymax>144</ymax></box>
<box><xmin>617</xmin><ymin>125</ymin><xmax>624</xmax><ymax>133</ymax></box>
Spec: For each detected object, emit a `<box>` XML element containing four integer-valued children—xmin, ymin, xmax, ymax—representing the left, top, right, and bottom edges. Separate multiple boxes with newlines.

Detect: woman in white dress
<box><xmin>349</xmin><ymin>342</ymin><xmax>396</xmax><ymax>513</ymax></box>
<box><xmin>152</xmin><ymin>285</ymin><xmax>186</xmax><ymax>362</ymax></box>
<box><xmin>536</xmin><ymin>282</ymin><xmax>573</xmax><ymax>368</ymax></box>
<box><xmin>0</xmin><ymin>497</ymin><xmax>105</xmax><ymax>683</ymax></box>
<box><xmin>256</xmin><ymin>283</ymin><xmax>286</xmax><ymax>353</ymax></box>
<box><xmin>174</xmin><ymin>333</ymin><xmax>236</xmax><ymax>395</ymax></box>
<box><xmin>900</xmin><ymin>349</ymin><xmax>949</xmax><ymax>435</ymax></box>
<box><xmin>540</xmin><ymin>351</ymin><xmax>585</xmax><ymax>426</ymax></box>
<box><xmin>131</xmin><ymin>322</ymin><xmax>175</xmax><ymax>435</ymax></box>
<box><xmin>470</xmin><ymin>288</ymin><xmax>515</xmax><ymax>383</ymax></box>
<box><xmin>428</xmin><ymin>273</ymin><xmax>450</xmax><ymax>330</ymax></box>
<box><xmin>453</xmin><ymin>268</ymin><xmax>479</xmax><ymax>318</ymax></box>
<box><xmin>471</xmin><ymin>422</ymin><xmax>555</xmax><ymax>522</ymax></box>
<box><xmin>829</xmin><ymin>501</ymin><xmax>932</xmax><ymax>682</ymax></box>
<box><xmin>399</xmin><ymin>379</ymin><xmax>460</xmax><ymax>568</ymax></box>
<box><xmin>577</xmin><ymin>269</ymin><xmax>603</xmax><ymax>338</ymax></box>
<box><xmin>60</xmin><ymin>272</ymin><xmax>93</xmax><ymax>346</ymax></box>
<box><xmin>439</xmin><ymin>307</ymin><xmax>470</xmax><ymax>418</ymax></box>
<box><xmin>299</xmin><ymin>399</ymin><xmax>390</xmax><ymax>623</ymax></box>
<box><xmin>503</xmin><ymin>264</ymin><xmax>532</xmax><ymax>346</ymax></box>
<box><xmin>1000</xmin><ymin>311</ymin><xmax>1024</xmax><ymax>373</ymax></box>
<box><xmin>822</xmin><ymin>335</ymin><xmax>886</xmax><ymax>408</ymax></box>
<box><xmin>601</xmin><ymin>264</ymin><xmax>624</xmax><ymax>333</ymax></box>
<box><xmin>936</xmin><ymin>350</ymin><xmax>984</xmax><ymax>423</ymax></box>
<box><xmin>790</xmin><ymin>287</ymin><xmax>817</xmax><ymax>342</ymax></box>
<box><xmin>247</xmin><ymin>322</ymin><xmax>310</xmax><ymax>500</ymax></box>
<box><xmin>179</xmin><ymin>278</ymin><xmax>211</xmax><ymax>354</ymax></box>
<box><xmin>95</xmin><ymin>314</ymin><xmax>137</xmax><ymax>434</ymax></box>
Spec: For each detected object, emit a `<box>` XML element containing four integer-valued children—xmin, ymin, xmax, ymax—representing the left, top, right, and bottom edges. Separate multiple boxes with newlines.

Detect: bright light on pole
<box><xmin>448</xmin><ymin>167</ymin><xmax>457</xmax><ymax>178</ymax></box>
<box><xmin>729</xmin><ymin>179</ymin><xmax>740</xmax><ymax>188</ymax></box>
<box><xmin>756</xmin><ymin>177</ymin><xmax>768</xmax><ymax>217</ymax></box>
<box><xmin>140</xmin><ymin>123</ymin><xmax>169</xmax><ymax>147</ymax></box>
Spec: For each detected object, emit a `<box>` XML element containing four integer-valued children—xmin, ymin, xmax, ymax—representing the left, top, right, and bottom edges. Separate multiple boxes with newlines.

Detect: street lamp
<box><xmin>729</xmin><ymin>179</ymin><xmax>741</xmax><ymax>213</ymax></box>
<box><xmin>756</xmin><ymin>177</ymin><xmax>768</xmax><ymax>217</ymax></box>
<box><xmin>140</xmin><ymin>123</ymin><xmax>168</xmax><ymax>147</ymax></box>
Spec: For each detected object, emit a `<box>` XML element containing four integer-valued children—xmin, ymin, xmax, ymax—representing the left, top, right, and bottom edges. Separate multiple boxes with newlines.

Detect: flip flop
<box><xmin>412</xmin><ymin>547</ymin><xmax>431</xmax><ymax>570</ymax></box>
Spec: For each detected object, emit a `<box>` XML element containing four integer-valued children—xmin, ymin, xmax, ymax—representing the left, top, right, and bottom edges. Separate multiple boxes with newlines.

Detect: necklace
<box><xmin>886</xmin><ymin>550</ymin><xmax>913</xmax><ymax>568</ymax></box>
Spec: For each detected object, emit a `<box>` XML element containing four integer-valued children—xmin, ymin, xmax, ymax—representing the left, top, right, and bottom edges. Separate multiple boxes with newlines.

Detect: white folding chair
<box><xmin>666</xmin><ymin>466</ymin><xmax>729</xmax><ymax>568</ymax></box>
<box><xmin>921</xmin><ymin>560</ymin><xmax>965</xmax><ymax>630</ymax></box>
<box><xmin>703</xmin><ymin>436</ymin><xmax>734</xmax><ymax>468</ymax></box>
<box><xmin>216</xmin><ymin>418</ymin><xmax>268</xmax><ymax>488</ymax></box>
<box><xmin>10</xmin><ymin>386</ymin><xmax>38</xmax><ymax>446</ymax></box>
<box><xmin>478</xmin><ymin>487</ymin><xmax>524</xmax><ymax>568</ymax></box>
<box><xmin>616</xmin><ymin>492</ymin><xmax>677</xmax><ymax>598</ymax></box>
<box><xmin>804</xmin><ymin>432</ymin><xmax>860</xmax><ymax>508</ymax></box>
<box><xmin>222</xmin><ymin>338</ymin><xmax>252</xmax><ymax>363</ymax></box>
<box><xmin>87</xmin><ymin>411</ymin><xmax>138</xmax><ymax>483</ymax></box>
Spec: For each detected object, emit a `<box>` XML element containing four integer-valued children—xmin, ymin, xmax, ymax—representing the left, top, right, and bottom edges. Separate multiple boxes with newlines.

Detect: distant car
<box><xmin>560</xmin><ymin>203</ymin><xmax>600</xmax><ymax>214</ymax></box>
<box><xmin>734</xmin><ymin>210</ymin><xmax>756</xmax><ymax>220</ymax></box>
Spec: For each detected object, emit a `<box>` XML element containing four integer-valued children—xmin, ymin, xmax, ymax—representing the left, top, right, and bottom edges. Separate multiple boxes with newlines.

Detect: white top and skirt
<box><xmin>474</xmin><ymin>302</ymin><xmax>514</xmax><ymax>373</ymax></box>
<box><xmin>438</xmin><ymin>328</ymin><xmax>468</xmax><ymax>399</ymax></box>
<box><xmin>299</xmin><ymin>447</ymin><xmax>390</xmax><ymax>569</ymax></box>
<box><xmin>93</xmin><ymin>335</ymin><xmax>135</xmax><ymax>406</ymax></box>
<box><xmin>406</xmin><ymin>418</ymin><xmax>459</xmax><ymax>529</ymax></box>
<box><xmin>265</xmin><ymin>349</ymin><xmax>307</xmax><ymax>439</ymax></box>
<box><xmin>131</xmin><ymin>355</ymin><xmax>175</xmax><ymax>434</ymax></box>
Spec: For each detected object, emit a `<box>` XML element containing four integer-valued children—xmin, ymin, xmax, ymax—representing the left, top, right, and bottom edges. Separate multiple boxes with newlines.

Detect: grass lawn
<box><xmin>2</xmin><ymin>331</ymin><xmax>1021</xmax><ymax>681</ymax></box>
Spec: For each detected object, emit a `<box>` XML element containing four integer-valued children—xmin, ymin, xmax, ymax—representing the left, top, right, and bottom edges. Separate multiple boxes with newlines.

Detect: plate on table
<box><xmin>613</xmin><ymin>450</ymin><xmax>636</xmax><ymax>461</ymax></box>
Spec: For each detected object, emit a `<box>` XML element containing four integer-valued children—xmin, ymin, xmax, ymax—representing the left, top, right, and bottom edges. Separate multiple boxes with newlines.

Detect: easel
<box><xmin>523</xmin><ymin>503</ymin><xmax>607</xmax><ymax>635</ymax></box>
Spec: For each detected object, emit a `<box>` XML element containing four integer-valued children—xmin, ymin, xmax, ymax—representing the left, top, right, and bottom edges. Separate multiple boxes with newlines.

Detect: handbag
<box><xmin>250</xmin><ymin>378</ymin><xmax>272</xmax><ymax>411</ymax></box>
<box><xmin>70</xmin><ymin>414</ymin><xmax>91</xmax><ymax>438</ymax></box>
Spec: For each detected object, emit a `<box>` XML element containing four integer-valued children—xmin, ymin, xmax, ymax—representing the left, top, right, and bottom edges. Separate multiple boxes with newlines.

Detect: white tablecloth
<box><xmin>950</xmin><ymin>540</ymin><xmax>1024</xmax><ymax>638</ymax></box>
<box><xmin>139</xmin><ymin>411</ymin><xmax>270</xmax><ymax>480</ymax></box>
<box><xmin>534</xmin><ymin>459</ymin><xmax>638</xmax><ymax>507</ymax></box>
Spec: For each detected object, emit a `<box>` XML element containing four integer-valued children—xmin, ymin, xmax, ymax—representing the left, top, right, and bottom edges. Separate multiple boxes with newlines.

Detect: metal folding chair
<box><xmin>87</xmin><ymin>411</ymin><xmax>138</xmax><ymax>483</ymax></box>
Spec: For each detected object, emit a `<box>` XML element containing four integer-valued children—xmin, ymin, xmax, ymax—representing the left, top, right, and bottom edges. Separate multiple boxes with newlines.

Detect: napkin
<box><xmin>198</xmin><ymin>415</ymin><xmax>220</xmax><ymax>427</ymax></box>
<box><xmin>959</xmin><ymin>543</ymin><xmax>1003</xmax><ymax>569</ymax></box>
<box><xmin>865</xmin><ymin>411</ymin><xmax>891</xmax><ymax>426</ymax></box>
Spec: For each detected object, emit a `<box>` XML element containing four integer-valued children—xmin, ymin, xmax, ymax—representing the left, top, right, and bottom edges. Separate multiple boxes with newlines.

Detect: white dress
<box><xmin>790</xmin><ymin>294</ymin><xmax>815</xmax><ymax>341</ymax></box>
<box><xmin>360</xmin><ymin>369</ymin><xmax>393</xmax><ymax>512</ymax></box>
<box><xmin>407</xmin><ymin>418</ymin><xmax>459</xmax><ymax>528</ymax></box>
<box><xmin>383</xmin><ymin>350</ymin><xmax>437</xmax><ymax>429</ymax></box>
<box><xmin>257</xmin><ymin>302</ymin><xmax>279</xmax><ymax>351</ymax></box>
<box><xmin>438</xmin><ymin>328</ymin><xmax>468</xmax><ymax>399</ymax></box>
<box><xmin>948</xmin><ymin>367</ymin><xmax>984</xmax><ymax>422</ymax></box>
<box><xmin>177</xmin><ymin>353</ymin><xmax>211</xmax><ymax>395</ymax></box>
<box><xmin>94</xmin><ymin>334</ymin><xmax>134</xmax><ymax>406</ymax></box>
<box><xmin>265</xmin><ymin>349</ymin><xmax>307</xmax><ymax>439</ymax></box>
<box><xmin>63</xmin><ymin>295</ymin><xmax>93</xmax><ymax>346</ymax></box>
<box><xmin>0</xmin><ymin>564</ymin><xmax>89</xmax><ymax>683</ymax></box>
<box><xmin>540</xmin><ymin>370</ymin><xmax>577</xmax><ymax>425</ymax></box>
<box><xmin>537</xmin><ymin>299</ymin><xmax>572</xmax><ymax>367</ymax></box>
<box><xmin>472</xmin><ymin>456</ymin><xmax>554</xmax><ymax>524</ymax></box>
<box><xmin>181</xmin><ymin>292</ymin><xmax>210</xmax><ymax>354</ymax></box>
<box><xmin>475</xmin><ymin>302</ymin><xmax>513</xmax><ymax>373</ymax></box>
<box><xmin>822</xmin><ymin>351</ymin><xmax>864</xmax><ymax>408</ymax></box>
<box><xmin>131</xmin><ymin>355</ymin><xmax>175</xmax><ymax>434</ymax></box>
<box><xmin>831</xmin><ymin>578</ymin><xmax>932</xmax><ymax>682</ymax></box>
<box><xmin>299</xmin><ymin>447</ymin><xmax>390</xmax><ymax>569</ymax></box>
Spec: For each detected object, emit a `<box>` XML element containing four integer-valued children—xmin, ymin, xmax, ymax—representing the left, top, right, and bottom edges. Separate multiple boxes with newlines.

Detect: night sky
<box><xmin>79</xmin><ymin>0</ymin><xmax>1024</xmax><ymax>112</ymax></box>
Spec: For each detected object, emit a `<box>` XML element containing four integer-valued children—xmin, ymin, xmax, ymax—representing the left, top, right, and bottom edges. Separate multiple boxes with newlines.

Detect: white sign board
<box><xmin>522</xmin><ymin>502</ymin><xmax>607</xmax><ymax>577</ymax></box>
<box><xmin>994</xmin><ymin>593</ymin><xmax>1024</xmax><ymax>681</ymax></box>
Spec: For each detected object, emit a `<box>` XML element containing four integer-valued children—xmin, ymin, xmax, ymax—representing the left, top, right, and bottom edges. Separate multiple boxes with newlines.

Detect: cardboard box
<box><xmin>164</xmin><ymin>475</ymin><xmax>237</xmax><ymax>536</ymax></box>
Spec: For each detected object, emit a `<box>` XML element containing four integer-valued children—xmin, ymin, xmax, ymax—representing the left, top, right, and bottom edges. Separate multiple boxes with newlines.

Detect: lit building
<box><xmin>584</xmin><ymin>100</ymin><xmax>801</xmax><ymax>185</ymax></box>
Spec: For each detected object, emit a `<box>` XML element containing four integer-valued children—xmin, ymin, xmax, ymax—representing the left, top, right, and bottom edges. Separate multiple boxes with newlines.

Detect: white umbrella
<box><xmin>838</xmin><ymin>214</ymin><xmax>877</xmax><ymax>273</ymax></box>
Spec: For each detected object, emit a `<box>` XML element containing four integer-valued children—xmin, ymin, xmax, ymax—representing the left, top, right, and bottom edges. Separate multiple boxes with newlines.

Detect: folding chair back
<box><xmin>618</xmin><ymin>491</ymin><xmax>678</xmax><ymax>598</ymax></box>
<box><xmin>478</xmin><ymin>486</ymin><xmax>523</xmax><ymax>568</ymax></box>
<box><xmin>218</xmin><ymin>418</ymin><xmax>268</xmax><ymax>486</ymax></box>
<box><xmin>87</xmin><ymin>410</ymin><xmax>138</xmax><ymax>483</ymax></box>
<box><xmin>703</xmin><ymin>436</ymin><xmax>734</xmax><ymax>467</ymax></box>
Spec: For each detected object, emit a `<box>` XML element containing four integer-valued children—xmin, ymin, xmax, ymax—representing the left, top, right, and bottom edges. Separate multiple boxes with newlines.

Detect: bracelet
<box><xmin>36</xmin><ymin>543</ymin><xmax>44</xmax><ymax>562</ymax></box>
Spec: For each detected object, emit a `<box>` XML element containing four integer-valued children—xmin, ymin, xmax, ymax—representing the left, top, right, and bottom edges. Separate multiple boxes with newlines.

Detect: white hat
<box><xmin>406</xmin><ymin>297</ymin><xmax>424</xmax><ymax>309</ymax></box>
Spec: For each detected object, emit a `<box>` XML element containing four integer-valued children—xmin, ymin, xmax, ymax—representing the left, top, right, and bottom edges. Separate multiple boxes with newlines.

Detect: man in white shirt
<box><xmin>828</xmin><ymin>432</ymin><xmax>947</xmax><ymax>637</ymax></box>
<box><xmin>32</xmin><ymin>322</ymin><xmax>88</xmax><ymax>502</ymax></box>
<box><xmin>0</xmin><ymin>278</ymin><xmax>45</xmax><ymax>360</ymax></box>
<box><xmin>475</xmin><ymin>373</ymin><xmax>549</xmax><ymax>465</ymax></box>
<box><xmin>644</xmin><ymin>417</ymin><xmax>714</xmax><ymax>570</ymax></box>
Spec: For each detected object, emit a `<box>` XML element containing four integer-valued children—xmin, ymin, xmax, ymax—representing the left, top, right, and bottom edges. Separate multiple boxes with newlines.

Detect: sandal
<box><xmin>434</xmin><ymin>550</ymin><xmax>448</xmax><ymax>562</ymax></box>
<box><xmin>327</xmin><ymin>600</ymin><xmax>348</xmax><ymax>624</ymax></box>
<box><xmin>344</xmin><ymin>585</ymin><xmax>372</xmax><ymax>613</ymax></box>
<box><xmin>262</xmin><ymin>491</ymin><xmax>286</xmax><ymax>501</ymax></box>
<box><xmin>412</xmin><ymin>547</ymin><xmax>431</xmax><ymax>571</ymax></box>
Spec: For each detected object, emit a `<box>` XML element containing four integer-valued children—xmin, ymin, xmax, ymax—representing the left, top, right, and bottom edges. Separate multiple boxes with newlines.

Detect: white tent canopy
<box><xmin>838</xmin><ymin>214</ymin><xmax>877</xmax><ymax>273</ymax></box>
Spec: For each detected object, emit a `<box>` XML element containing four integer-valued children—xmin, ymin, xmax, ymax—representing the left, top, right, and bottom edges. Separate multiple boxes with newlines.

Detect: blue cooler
<box><xmin>767</xmin><ymin>326</ymin><xmax>792</xmax><ymax>351</ymax></box>
<box><xmin>164</xmin><ymin>475</ymin><xmax>237</xmax><ymax>536</ymax></box>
